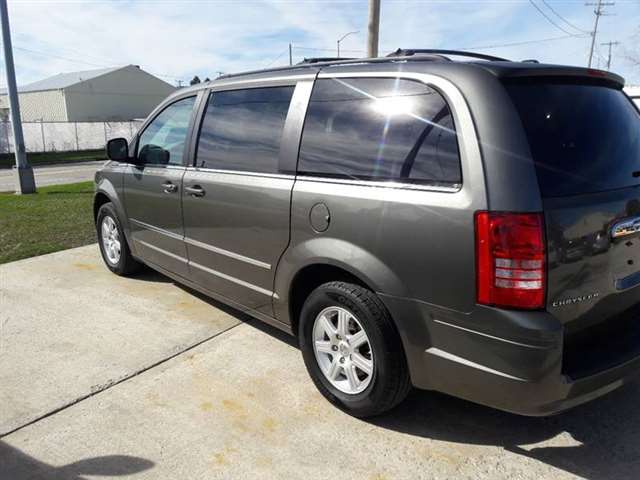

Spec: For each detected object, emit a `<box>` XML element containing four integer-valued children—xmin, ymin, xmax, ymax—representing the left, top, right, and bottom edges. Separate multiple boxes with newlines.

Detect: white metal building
<box><xmin>0</xmin><ymin>65</ymin><xmax>175</xmax><ymax>122</ymax></box>
<box><xmin>626</xmin><ymin>85</ymin><xmax>640</xmax><ymax>108</ymax></box>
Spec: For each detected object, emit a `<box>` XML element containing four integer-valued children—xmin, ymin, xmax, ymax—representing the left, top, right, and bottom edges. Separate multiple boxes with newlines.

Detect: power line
<box><xmin>458</xmin><ymin>33</ymin><xmax>589</xmax><ymax>51</ymax></box>
<box><xmin>527</xmin><ymin>0</ymin><xmax>582</xmax><ymax>36</ymax></box>
<box><xmin>294</xmin><ymin>33</ymin><xmax>588</xmax><ymax>56</ymax></box>
<box><xmin>8</xmin><ymin>44</ymin><xmax>188</xmax><ymax>83</ymax></box>
<box><xmin>540</xmin><ymin>0</ymin><xmax>589</xmax><ymax>33</ymax></box>
<box><xmin>294</xmin><ymin>45</ymin><xmax>365</xmax><ymax>54</ymax></box>
<box><xmin>264</xmin><ymin>48</ymin><xmax>290</xmax><ymax>68</ymax></box>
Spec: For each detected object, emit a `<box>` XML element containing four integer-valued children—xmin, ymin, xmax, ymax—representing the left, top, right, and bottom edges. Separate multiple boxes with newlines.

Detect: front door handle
<box><xmin>185</xmin><ymin>185</ymin><xmax>205</xmax><ymax>197</ymax></box>
<box><xmin>161</xmin><ymin>182</ymin><xmax>178</xmax><ymax>194</ymax></box>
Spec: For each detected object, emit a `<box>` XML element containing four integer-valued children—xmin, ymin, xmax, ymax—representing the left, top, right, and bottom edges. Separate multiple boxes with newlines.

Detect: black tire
<box><xmin>299</xmin><ymin>281</ymin><xmax>411</xmax><ymax>417</ymax></box>
<box><xmin>96</xmin><ymin>202</ymin><xmax>141</xmax><ymax>276</ymax></box>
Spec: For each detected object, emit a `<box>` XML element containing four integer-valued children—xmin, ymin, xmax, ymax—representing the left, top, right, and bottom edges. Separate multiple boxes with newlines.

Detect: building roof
<box><xmin>625</xmin><ymin>85</ymin><xmax>640</xmax><ymax>98</ymax></box>
<box><xmin>0</xmin><ymin>65</ymin><xmax>128</xmax><ymax>94</ymax></box>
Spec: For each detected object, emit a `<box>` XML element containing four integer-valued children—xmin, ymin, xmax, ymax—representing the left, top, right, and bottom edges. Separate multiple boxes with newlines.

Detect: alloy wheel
<box><xmin>312</xmin><ymin>306</ymin><xmax>374</xmax><ymax>394</ymax></box>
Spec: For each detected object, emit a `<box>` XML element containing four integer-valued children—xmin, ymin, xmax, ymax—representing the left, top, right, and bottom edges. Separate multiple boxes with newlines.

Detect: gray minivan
<box><xmin>94</xmin><ymin>50</ymin><xmax>640</xmax><ymax>417</ymax></box>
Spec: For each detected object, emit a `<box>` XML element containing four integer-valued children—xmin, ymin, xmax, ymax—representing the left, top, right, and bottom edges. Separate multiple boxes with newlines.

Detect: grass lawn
<box><xmin>0</xmin><ymin>181</ymin><xmax>96</xmax><ymax>264</ymax></box>
<box><xmin>0</xmin><ymin>149</ymin><xmax>106</xmax><ymax>169</ymax></box>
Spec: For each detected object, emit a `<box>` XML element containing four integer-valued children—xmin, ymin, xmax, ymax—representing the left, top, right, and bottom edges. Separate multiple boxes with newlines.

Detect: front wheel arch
<box><xmin>93</xmin><ymin>191</ymin><xmax>111</xmax><ymax>221</ymax></box>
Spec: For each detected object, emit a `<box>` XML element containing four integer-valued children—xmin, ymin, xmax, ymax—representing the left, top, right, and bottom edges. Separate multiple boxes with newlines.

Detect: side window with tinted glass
<box><xmin>298</xmin><ymin>78</ymin><xmax>461</xmax><ymax>186</ymax></box>
<box><xmin>195</xmin><ymin>86</ymin><xmax>294</xmax><ymax>173</ymax></box>
<box><xmin>137</xmin><ymin>96</ymin><xmax>196</xmax><ymax>166</ymax></box>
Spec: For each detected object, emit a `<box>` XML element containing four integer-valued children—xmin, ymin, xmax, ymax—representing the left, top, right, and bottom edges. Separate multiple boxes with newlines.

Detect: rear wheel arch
<box><xmin>288</xmin><ymin>263</ymin><xmax>375</xmax><ymax>337</ymax></box>
<box><xmin>297</xmin><ymin>279</ymin><xmax>412</xmax><ymax>416</ymax></box>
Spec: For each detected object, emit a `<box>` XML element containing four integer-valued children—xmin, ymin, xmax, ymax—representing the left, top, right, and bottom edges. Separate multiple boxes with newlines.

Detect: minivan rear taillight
<box><xmin>475</xmin><ymin>212</ymin><xmax>546</xmax><ymax>309</ymax></box>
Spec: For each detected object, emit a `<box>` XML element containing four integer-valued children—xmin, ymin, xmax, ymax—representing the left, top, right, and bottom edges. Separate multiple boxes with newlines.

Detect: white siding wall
<box><xmin>0</xmin><ymin>90</ymin><xmax>67</xmax><ymax>121</ymax></box>
<box><xmin>64</xmin><ymin>65</ymin><xmax>175</xmax><ymax>121</ymax></box>
<box><xmin>625</xmin><ymin>86</ymin><xmax>640</xmax><ymax>109</ymax></box>
<box><xmin>0</xmin><ymin>120</ymin><xmax>143</xmax><ymax>153</ymax></box>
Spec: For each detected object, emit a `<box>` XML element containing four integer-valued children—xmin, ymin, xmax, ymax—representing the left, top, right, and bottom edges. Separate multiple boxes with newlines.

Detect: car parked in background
<box><xmin>94</xmin><ymin>50</ymin><xmax>640</xmax><ymax>417</ymax></box>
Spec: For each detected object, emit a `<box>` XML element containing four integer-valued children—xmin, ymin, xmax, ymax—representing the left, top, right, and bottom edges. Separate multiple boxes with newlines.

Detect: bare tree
<box><xmin>621</xmin><ymin>28</ymin><xmax>640</xmax><ymax>67</ymax></box>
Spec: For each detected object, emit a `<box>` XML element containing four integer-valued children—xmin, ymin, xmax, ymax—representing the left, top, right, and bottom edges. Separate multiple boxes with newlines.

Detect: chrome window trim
<box><xmin>129</xmin><ymin>164</ymin><xmax>187</xmax><ymax>172</ymax></box>
<box><xmin>189</xmin><ymin>261</ymin><xmax>273</xmax><ymax>297</ymax></box>
<box><xmin>208</xmin><ymin>74</ymin><xmax>317</xmax><ymax>92</ymax></box>
<box><xmin>184</xmin><ymin>168</ymin><xmax>458</xmax><ymax>193</ymax></box>
<box><xmin>185</xmin><ymin>237</ymin><xmax>271</xmax><ymax>270</ymax></box>
<box><xmin>186</xmin><ymin>166</ymin><xmax>295</xmax><ymax>181</ymax></box>
<box><xmin>295</xmin><ymin>175</ymin><xmax>460</xmax><ymax>193</ymax></box>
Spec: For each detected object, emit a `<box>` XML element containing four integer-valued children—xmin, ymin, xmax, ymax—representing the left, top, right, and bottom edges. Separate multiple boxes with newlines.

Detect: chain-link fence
<box><xmin>0</xmin><ymin>120</ymin><xmax>144</xmax><ymax>154</ymax></box>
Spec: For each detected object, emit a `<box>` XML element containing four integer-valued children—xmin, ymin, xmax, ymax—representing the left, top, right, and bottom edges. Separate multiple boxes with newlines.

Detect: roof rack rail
<box><xmin>387</xmin><ymin>49</ymin><xmax>509</xmax><ymax>62</ymax></box>
<box><xmin>298</xmin><ymin>57</ymin><xmax>356</xmax><ymax>64</ymax></box>
<box><xmin>217</xmin><ymin>49</ymin><xmax>511</xmax><ymax>81</ymax></box>
<box><xmin>218</xmin><ymin>54</ymin><xmax>445</xmax><ymax>80</ymax></box>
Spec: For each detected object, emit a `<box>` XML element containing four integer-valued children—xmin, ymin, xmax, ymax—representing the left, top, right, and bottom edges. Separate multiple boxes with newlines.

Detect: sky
<box><xmin>1</xmin><ymin>0</ymin><xmax>639</xmax><ymax>88</ymax></box>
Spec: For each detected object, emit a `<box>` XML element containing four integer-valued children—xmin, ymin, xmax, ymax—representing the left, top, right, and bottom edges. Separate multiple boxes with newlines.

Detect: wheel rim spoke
<box><xmin>315</xmin><ymin>340</ymin><xmax>333</xmax><ymax>354</ymax></box>
<box><xmin>345</xmin><ymin>365</ymin><xmax>360</xmax><ymax>391</ymax></box>
<box><xmin>337</xmin><ymin>310</ymin><xmax>349</xmax><ymax>337</ymax></box>
<box><xmin>351</xmin><ymin>353</ymin><xmax>373</xmax><ymax>376</ymax></box>
<box><xmin>327</xmin><ymin>358</ymin><xmax>341</xmax><ymax>380</ymax></box>
<box><xmin>319</xmin><ymin>314</ymin><xmax>336</xmax><ymax>337</ymax></box>
<box><xmin>348</xmin><ymin>330</ymin><xmax>367</xmax><ymax>349</ymax></box>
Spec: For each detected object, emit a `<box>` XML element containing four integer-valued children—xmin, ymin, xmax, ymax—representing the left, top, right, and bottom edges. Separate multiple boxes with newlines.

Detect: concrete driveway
<box><xmin>1</xmin><ymin>246</ymin><xmax>640</xmax><ymax>479</ymax></box>
<box><xmin>0</xmin><ymin>161</ymin><xmax>104</xmax><ymax>191</ymax></box>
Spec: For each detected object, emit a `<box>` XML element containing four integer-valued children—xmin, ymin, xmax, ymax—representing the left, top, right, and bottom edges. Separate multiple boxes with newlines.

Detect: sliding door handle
<box><xmin>185</xmin><ymin>185</ymin><xmax>205</xmax><ymax>197</ymax></box>
<box><xmin>161</xmin><ymin>182</ymin><xmax>178</xmax><ymax>193</ymax></box>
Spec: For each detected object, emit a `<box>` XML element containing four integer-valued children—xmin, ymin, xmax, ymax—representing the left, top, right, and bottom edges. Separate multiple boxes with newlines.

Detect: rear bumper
<box><xmin>380</xmin><ymin>293</ymin><xmax>640</xmax><ymax>416</ymax></box>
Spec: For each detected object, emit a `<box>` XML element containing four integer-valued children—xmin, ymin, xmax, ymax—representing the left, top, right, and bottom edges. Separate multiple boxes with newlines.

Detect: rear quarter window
<box><xmin>506</xmin><ymin>82</ymin><xmax>640</xmax><ymax>197</ymax></box>
<box><xmin>298</xmin><ymin>77</ymin><xmax>462</xmax><ymax>187</ymax></box>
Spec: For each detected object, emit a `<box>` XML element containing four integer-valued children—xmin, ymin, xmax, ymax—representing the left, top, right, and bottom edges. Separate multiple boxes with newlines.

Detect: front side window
<box><xmin>196</xmin><ymin>86</ymin><xmax>295</xmax><ymax>173</ymax></box>
<box><xmin>137</xmin><ymin>96</ymin><xmax>196</xmax><ymax>166</ymax></box>
<box><xmin>298</xmin><ymin>78</ymin><xmax>461</xmax><ymax>186</ymax></box>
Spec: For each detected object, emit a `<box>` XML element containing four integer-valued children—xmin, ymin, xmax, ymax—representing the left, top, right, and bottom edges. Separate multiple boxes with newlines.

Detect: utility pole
<box><xmin>586</xmin><ymin>0</ymin><xmax>615</xmax><ymax>68</ymax></box>
<box><xmin>0</xmin><ymin>0</ymin><xmax>35</xmax><ymax>194</ymax></box>
<box><xmin>337</xmin><ymin>31</ymin><xmax>358</xmax><ymax>58</ymax></box>
<box><xmin>367</xmin><ymin>0</ymin><xmax>380</xmax><ymax>58</ymax></box>
<box><xmin>289</xmin><ymin>43</ymin><xmax>293</xmax><ymax>66</ymax></box>
<box><xmin>601</xmin><ymin>40</ymin><xmax>620</xmax><ymax>70</ymax></box>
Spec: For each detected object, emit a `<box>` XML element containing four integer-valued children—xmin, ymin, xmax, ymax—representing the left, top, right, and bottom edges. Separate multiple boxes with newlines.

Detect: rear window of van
<box><xmin>506</xmin><ymin>81</ymin><xmax>640</xmax><ymax>197</ymax></box>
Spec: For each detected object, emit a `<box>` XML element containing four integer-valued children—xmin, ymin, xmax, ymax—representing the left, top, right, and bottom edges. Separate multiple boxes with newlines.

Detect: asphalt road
<box><xmin>1</xmin><ymin>245</ymin><xmax>639</xmax><ymax>479</ymax></box>
<box><xmin>0</xmin><ymin>161</ymin><xmax>104</xmax><ymax>191</ymax></box>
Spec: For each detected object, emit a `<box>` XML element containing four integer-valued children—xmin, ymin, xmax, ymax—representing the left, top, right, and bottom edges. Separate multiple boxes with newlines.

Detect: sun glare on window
<box><xmin>372</xmin><ymin>96</ymin><xmax>414</xmax><ymax>117</ymax></box>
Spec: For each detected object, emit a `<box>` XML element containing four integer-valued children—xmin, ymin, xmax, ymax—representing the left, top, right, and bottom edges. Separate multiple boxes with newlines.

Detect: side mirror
<box><xmin>138</xmin><ymin>144</ymin><xmax>170</xmax><ymax>165</ymax></box>
<box><xmin>106</xmin><ymin>137</ymin><xmax>129</xmax><ymax>162</ymax></box>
